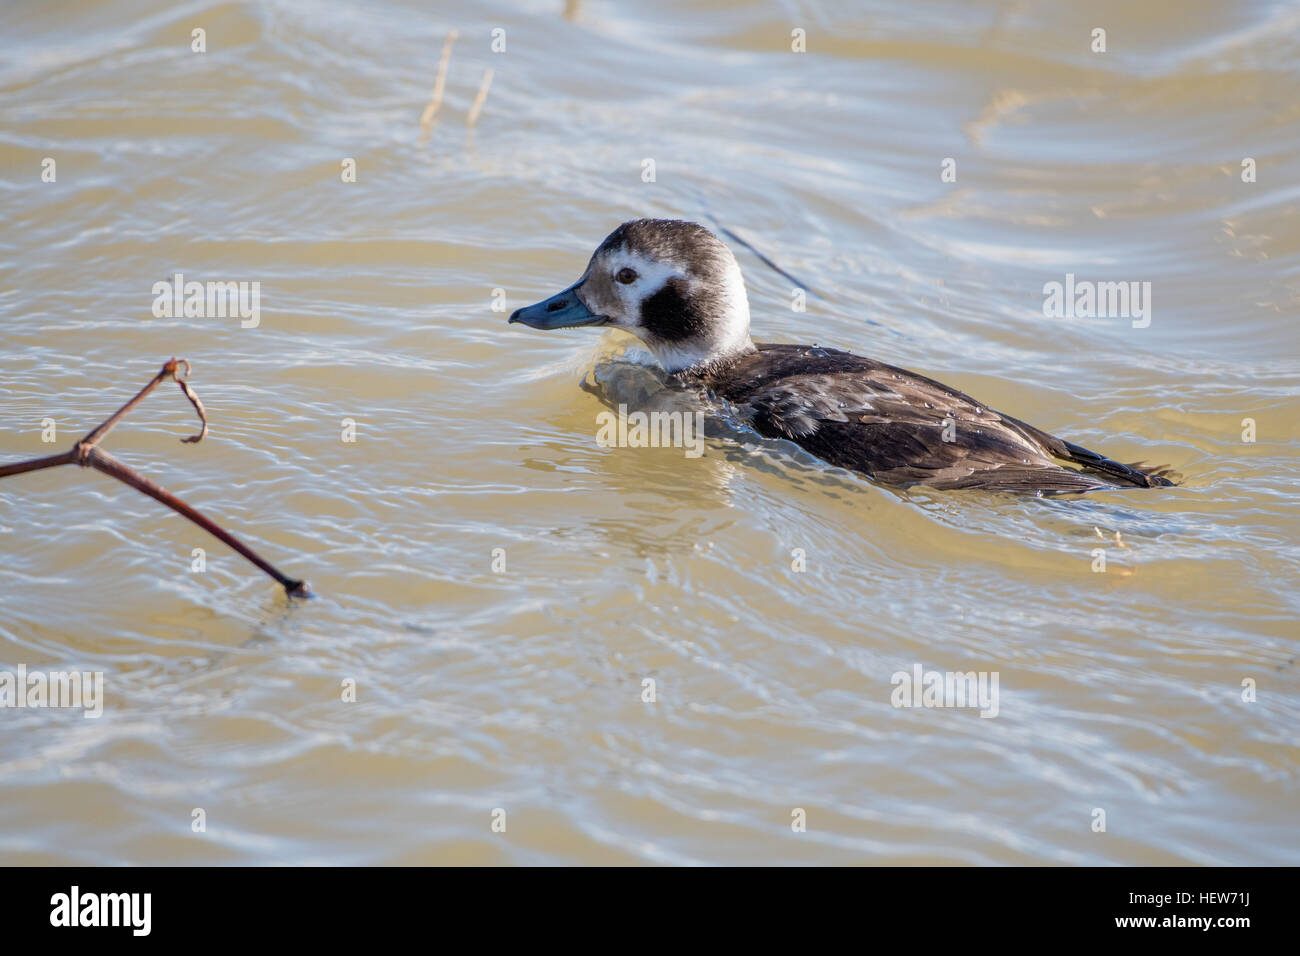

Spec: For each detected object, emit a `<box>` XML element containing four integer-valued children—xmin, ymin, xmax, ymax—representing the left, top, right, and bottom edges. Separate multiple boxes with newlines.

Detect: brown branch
<box><xmin>0</xmin><ymin>358</ymin><xmax>311</xmax><ymax>599</ymax></box>
<box><xmin>0</xmin><ymin>449</ymin><xmax>77</xmax><ymax>479</ymax></box>
<box><xmin>87</xmin><ymin>447</ymin><xmax>307</xmax><ymax>596</ymax></box>
<box><xmin>172</xmin><ymin>361</ymin><xmax>208</xmax><ymax>443</ymax></box>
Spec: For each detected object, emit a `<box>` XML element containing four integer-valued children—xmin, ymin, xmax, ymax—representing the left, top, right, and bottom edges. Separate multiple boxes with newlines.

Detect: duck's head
<box><xmin>509</xmin><ymin>219</ymin><xmax>754</xmax><ymax>374</ymax></box>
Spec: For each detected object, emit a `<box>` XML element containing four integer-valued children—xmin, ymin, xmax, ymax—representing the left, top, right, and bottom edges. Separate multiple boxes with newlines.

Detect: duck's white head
<box><xmin>509</xmin><ymin>219</ymin><xmax>755</xmax><ymax>374</ymax></box>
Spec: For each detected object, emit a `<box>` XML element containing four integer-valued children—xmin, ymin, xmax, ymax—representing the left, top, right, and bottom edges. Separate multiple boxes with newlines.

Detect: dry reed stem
<box><xmin>419</xmin><ymin>29</ymin><xmax>459</xmax><ymax>141</ymax></box>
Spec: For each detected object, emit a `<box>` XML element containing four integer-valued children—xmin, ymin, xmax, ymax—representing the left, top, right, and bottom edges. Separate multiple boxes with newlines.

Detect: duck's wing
<box><xmin>709</xmin><ymin>345</ymin><xmax>1174</xmax><ymax>493</ymax></box>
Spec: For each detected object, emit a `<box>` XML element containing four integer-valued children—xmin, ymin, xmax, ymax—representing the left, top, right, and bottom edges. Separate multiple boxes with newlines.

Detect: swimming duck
<box><xmin>508</xmin><ymin>219</ymin><xmax>1177</xmax><ymax>493</ymax></box>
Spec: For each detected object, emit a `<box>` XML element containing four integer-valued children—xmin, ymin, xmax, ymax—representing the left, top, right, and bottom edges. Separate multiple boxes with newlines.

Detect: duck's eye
<box><xmin>615</xmin><ymin>267</ymin><xmax>638</xmax><ymax>285</ymax></box>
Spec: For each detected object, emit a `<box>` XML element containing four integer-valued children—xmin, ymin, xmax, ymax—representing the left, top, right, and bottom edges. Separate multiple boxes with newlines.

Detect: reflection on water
<box><xmin>0</xmin><ymin>0</ymin><xmax>1297</xmax><ymax>864</ymax></box>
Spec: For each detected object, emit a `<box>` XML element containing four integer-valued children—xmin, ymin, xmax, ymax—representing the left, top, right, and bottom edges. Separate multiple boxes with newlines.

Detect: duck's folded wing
<box><xmin>734</xmin><ymin>373</ymin><xmax>1097</xmax><ymax>490</ymax></box>
<box><xmin>719</xmin><ymin>349</ymin><xmax>1171</xmax><ymax>491</ymax></box>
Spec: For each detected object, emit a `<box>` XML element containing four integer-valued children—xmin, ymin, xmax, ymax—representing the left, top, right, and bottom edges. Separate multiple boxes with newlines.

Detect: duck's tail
<box><xmin>1056</xmin><ymin>439</ymin><xmax>1180</xmax><ymax>488</ymax></box>
<box><xmin>1002</xmin><ymin>416</ymin><xmax>1181</xmax><ymax>489</ymax></box>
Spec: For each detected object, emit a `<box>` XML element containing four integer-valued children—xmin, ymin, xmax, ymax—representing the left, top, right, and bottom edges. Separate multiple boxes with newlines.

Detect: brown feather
<box><xmin>694</xmin><ymin>344</ymin><xmax>1177</xmax><ymax>494</ymax></box>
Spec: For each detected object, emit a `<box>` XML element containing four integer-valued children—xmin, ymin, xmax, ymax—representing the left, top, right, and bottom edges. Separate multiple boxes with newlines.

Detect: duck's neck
<box><xmin>653</xmin><ymin>333</ymin><xmax>757</xmax><ymax>376</ymax></box>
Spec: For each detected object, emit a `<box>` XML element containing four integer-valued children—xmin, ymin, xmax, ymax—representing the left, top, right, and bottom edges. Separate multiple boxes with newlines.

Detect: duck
<box><xmin>508</xmin><ymin>218</ymin><xmax>1178</xmax><ymax>493</ymax></box>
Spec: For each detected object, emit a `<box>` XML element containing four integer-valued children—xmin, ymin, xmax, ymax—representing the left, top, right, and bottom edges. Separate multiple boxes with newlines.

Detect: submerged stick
<box><xmin>0</xmin><ymin>358</ymin><xmax>312</xmax><ymax>599</ymax></box>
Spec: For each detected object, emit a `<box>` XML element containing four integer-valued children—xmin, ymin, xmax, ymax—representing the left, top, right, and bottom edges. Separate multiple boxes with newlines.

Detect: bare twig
<box><xmin>0</xmin><ymin>358</ymin><xmax>312</xmax><ymax>599</ymax></box>
<box><xmin>0</xmin><ymin>449</ymin><xmax>77</xmax><ymax>480</ymax></box>
<box><xmin>77</xmin><ymin>357</ymin><xmax>204</xmax><ymax>449</ymax></box>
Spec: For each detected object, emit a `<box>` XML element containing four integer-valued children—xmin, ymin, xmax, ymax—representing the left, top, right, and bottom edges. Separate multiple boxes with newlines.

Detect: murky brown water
<box><xmin>1</xmin><ymin>0</ymin><xmax>1298</xmax><ymax>864</ymax></box>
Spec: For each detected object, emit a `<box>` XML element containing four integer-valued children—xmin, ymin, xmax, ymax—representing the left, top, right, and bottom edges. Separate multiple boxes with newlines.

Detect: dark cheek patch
<box><xmin>639</xmin><ymin>278</ymin><xmax>698</xmax><ymax>342</ymax></box>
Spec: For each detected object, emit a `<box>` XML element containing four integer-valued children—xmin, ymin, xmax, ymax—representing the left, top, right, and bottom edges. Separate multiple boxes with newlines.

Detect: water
<box><xmin>1</xmin><ymin>0</ymin><xmax>1297</xmax><ymax>864</ymax></box>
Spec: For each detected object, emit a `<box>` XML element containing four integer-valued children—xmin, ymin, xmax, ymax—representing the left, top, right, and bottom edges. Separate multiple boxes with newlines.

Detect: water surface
<box><xmin>1</xmin><ymin>0</ymin><xmax>1298</xmax><ymax>864</ymax></box>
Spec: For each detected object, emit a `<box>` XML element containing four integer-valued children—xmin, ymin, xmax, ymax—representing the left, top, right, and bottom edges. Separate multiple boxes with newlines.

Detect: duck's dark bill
<box><xmin>508</xmin><ymin>284</ymin><xmax>606</xmax><ymax>329</ymax></box>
